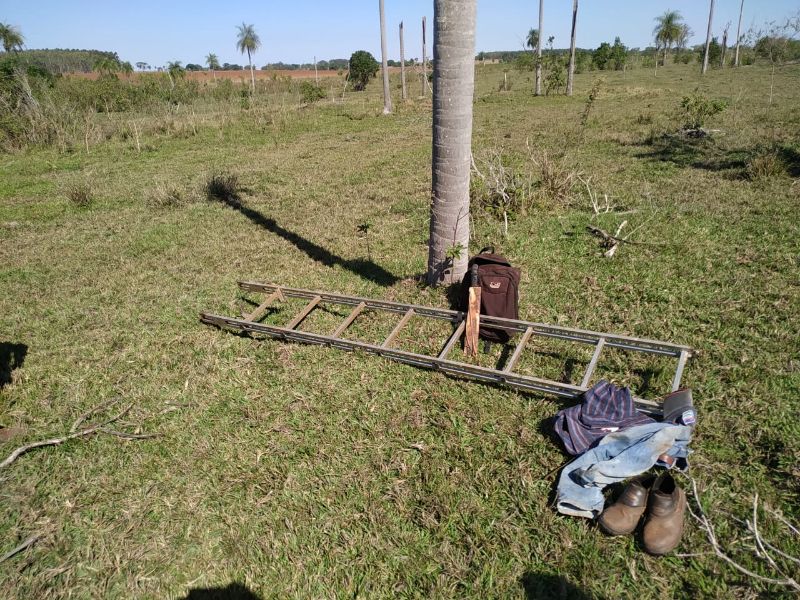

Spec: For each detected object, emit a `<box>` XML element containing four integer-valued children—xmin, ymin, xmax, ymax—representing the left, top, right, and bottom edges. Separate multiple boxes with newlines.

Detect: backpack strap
<box><xmin>470</xmin><ymin>252</ymin><xmax>512</xmax><ymax>267</ymax></box>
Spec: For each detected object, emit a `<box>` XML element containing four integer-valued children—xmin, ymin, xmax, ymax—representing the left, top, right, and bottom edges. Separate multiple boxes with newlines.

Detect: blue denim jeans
<box><xmin>556</xmin><ymin>422</ymin><xmax>693</xmax><ymax>519</ymax></box>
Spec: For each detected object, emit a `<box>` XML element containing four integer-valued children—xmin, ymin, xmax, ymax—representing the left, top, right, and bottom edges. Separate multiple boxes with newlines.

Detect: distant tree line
<box><xmin>260</xmin><ymin>59</ymin><xmax>350</xmax><ymax>71</ymax></box>
<box><xmin>5</xmin><ymin>49</ymin><xmax>120</xmax><ymax>74</ymax></box>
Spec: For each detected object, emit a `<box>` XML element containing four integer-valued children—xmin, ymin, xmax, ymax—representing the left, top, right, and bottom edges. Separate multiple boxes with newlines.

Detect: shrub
<box><xmin>66</xmin><ymin>183</ymin><xmax>93</xmax><ymax>207</ymax></box>
<box><xmin>204</xmin><ymin>173</ymin><xmax>241</xmax><ymax>204</ymax></box>
<box><xmin>747</xmin><ymin>149</ymin><xmax>785</xmax><ymax>180</ymax></box>
<box><xmin>300</xmin><ymin>81</ymin><xmax>326</xmax><ymax>104</ymax></box>
<box><xmin>148</xmin><ymin>183</ymin><xmax>189</xmax><ymax>208</ymax></box>
<box><xmin>545</xmin><ymin>65</ymin><xmax>565</xmax><ymax>95</ymax></box>
<box><xmin>679</xmin><ymin>92</ymin><xmax>727</xmax><ymax>130</ymax></box>
<box><xmin>348</xmin><ymin>50</ymin><xmax>379</xmax><ymax>91</ymax></box>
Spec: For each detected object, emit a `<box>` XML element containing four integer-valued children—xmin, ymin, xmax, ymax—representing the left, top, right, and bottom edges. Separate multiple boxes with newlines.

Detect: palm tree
<box><xmin>526</xmin><ymin>28</ymin><xmax>539</xmax><ymax>52</ymax></box>
<box><xmin>734</xmin><ymin>0</ymin><xmax>745</xmax><ymax>67</ymax></box>
<box><xmin>93</xmin><ymin>57</ymin><xmax>120</xmax><ymax>78</ymax></box>
<box><xmin>379</xmin><ymin>0</ymin><xmax>392</xmax><ymax>114</ymax></box>
<box><xmin>702</xmin><ymin>0</ymin><xmax>715</xmax><ymax>74</ymax></box>
<box><xmin>236</xmin><ymin>23</ymin><xmax>261</xmax><ymax>93</ymax></box>
<box><xmin>166</xmin><ymin>60</ymin><xmax>185</xmax><ymax>89</ymax></box>
<box><xmin>566</xmin><ymin>0</ymin><xmax>578</xmax><ymax>96</ymax></box>
<box><xmin>427</xmin><ymin>0</ymin><xmax>477</xmax><ymax>285</ymax></box>
<box><xmin>0</xmin><ymin>23</ymin><xmax>24</xmax><ymax>53</ymax></box>
<box><xmin>535</xmin><ymin>0</ymin><xmax>544</xmax><ymax>95</ymax></box>
<box><xmin>206</xmin><ymin>52</ymin><xmax>220</xmax><ymax>81</ymax></box>
<box><xmin>399</xmin><ymin>21</ymin><xmax>407</xmax><ymax>100</ymax></box>
<box><xmin>653</xmin><ymin>10</ymin><xmax>686</xmax><ymax>65</ymax></box>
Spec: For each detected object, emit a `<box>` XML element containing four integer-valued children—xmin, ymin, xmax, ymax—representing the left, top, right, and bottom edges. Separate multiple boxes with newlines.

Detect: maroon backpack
<box><xmin>460</xmin><ymin>247</ymin><xmax>521</xmax><ymax>343</ymax></box>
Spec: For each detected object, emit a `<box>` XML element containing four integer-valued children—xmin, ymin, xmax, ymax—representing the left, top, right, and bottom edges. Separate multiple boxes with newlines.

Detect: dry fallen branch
<box><xmin>0</xmin><ymin>533</ymin><xmax>43</xmax><ymax>563</ymax></box>
<box><xmin>0</xmin><ymin>402</ymin><xmax>155</xmax><ymax>470</ymax></box>
<box><xmin>579</xmin><ymin>175</ymin><xmax>614</xmax><ymax>220</ymax></box>
<box><xmin>70</xmin><ymin>398</ymin><xmax>120</xmax><ymax>433</ymax></box>
<box><xmin>683</xmin><ymin>474</ymin><xmax>800</xmax><ymax>592</ymax></box>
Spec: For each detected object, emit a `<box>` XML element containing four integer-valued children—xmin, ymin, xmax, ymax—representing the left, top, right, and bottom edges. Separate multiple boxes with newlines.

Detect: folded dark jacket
<box><xmin>554</xmin><ymin>379</ymin><xmax>654</xmax><ymax>455</ymax></box>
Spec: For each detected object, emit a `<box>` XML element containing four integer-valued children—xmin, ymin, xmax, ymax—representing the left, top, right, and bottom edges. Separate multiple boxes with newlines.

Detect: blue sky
<box><xmin>2</xmin><ymin>1</ymin><xmax>797</xmax><ymax>67</ymax></box>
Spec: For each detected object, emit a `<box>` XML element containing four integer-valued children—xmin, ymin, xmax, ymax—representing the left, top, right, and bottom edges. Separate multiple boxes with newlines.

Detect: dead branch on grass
<box><xmin>0</xmin><ymin>533</ymin><xmax>43</xmax><ymax>564</ymax></box>
<box><xmin>0</xmin><ymin>402</ymin><xmax>156</xmax><ymax>470</ymax></box>
<box><xmin>683</xmin><ymin>474</ymin><xmax>800</xmax><ymax>592</ymax></box>
<box><xmin>579</xmin><ymin>175</ymin><xmax>614</xmax><ymax>220</ymax></box>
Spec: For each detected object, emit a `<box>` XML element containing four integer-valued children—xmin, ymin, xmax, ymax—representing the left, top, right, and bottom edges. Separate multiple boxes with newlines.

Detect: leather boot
<box><xmin>598</xmin><ymin>479</ymin><xmax>648</xmax><ymax>536</ymax></box>
<box><xmin>642</xmin><ymin>473</ymin><xmax>686</xmax><ymax>555</ymax></box>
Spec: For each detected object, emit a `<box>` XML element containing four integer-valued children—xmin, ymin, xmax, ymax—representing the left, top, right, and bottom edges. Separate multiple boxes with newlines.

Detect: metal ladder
<box><xmin>200</xmin><ymin>281</ymin><xmax>692</xmax><ymax>412</ymax></box>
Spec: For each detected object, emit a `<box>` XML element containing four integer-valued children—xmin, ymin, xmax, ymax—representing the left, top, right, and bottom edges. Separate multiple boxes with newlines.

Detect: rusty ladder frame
<box><xmin>200</xmin><ymin>281</ymin><xmax>692</xmax><ymax>412</ymax></box>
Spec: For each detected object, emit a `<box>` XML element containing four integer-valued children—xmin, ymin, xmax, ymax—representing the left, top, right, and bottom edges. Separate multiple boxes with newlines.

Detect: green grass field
<box><xmin>1</xmin><ymin>62</ymin><xmax>799</xmax><ymax>598</ymax></box>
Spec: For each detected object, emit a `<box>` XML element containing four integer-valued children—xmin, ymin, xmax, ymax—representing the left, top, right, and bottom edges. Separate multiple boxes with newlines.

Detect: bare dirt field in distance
<box><xmin>68</xmin><ymin>69</ymin><xmax>344</xmax><ymax>81</ymax></box>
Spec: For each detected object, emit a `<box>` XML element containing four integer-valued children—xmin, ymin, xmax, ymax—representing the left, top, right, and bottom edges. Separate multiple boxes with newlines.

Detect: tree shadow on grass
<box><xmin>180</xmin><ymin>582</ymin><xmax>261</xmax><ymax>600</ymax></box>
<box><xmin>1</xmin><ymin>342</ymin><xmax>27</xmax><ymax>388</ymax></box>
<box><xmin>211</xmin><ymin>187</ymin><xmax>400</xmax><ymax>287</ymax></box>
<box><xmin>778</xmin><ymin>144</ymin><xmax>800</xmax><ymax>177</ymax></box>
<box><xmin>634</xmin><ymin>134</ymin><xmax>750</xmax><ymax>177</ymax></box>
<box><xmin>521</xmin><ymin>571</ymin><xmax>601</xmax><ymax>600</ymax></box>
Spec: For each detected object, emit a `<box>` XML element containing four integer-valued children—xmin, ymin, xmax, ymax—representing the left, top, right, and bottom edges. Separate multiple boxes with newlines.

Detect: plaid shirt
<box><xmin>554</xmin><ymin>380</ymin><xmax>655</xmax><ymax>455</ymax></box>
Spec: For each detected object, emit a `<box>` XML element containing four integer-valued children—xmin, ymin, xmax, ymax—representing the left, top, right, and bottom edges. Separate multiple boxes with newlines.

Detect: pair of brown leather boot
<box><xmin>598</xmin><ymin>473</ymin><xmax>686</xmax><ymax>555</ymax></box>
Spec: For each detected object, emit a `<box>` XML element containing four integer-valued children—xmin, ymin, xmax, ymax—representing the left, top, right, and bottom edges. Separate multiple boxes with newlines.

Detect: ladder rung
<box><xmin>438</xmin><ymin>320</ymin><xmax>466</xmax><ymax>359</ymax></box>
<box><xmin>671</xmin><ymin>350</ymin><xmax>689</xmax><ymax>391</ymax></box>
<box><xmin>382</xmin><ymin>308</ymin><xmax>415</xmax><ymax>348</ymax></box>
<box><xmin>286</xmin><ymin>296</ymin><xmax>321</xmax><ymax>330</ymax></box>
<box><xmin>580</xmin><ymin>337</ymin><xmax>606</xmax><ymax>389</ymax></box>
<box><xmin>503</xmin><ymin>326</ymin><xmax>534</xmax><ymax>373</ymax></box>
<box><xmin>332</xmin><ymin>302</ymin><xmax>365</xmax><ymax>337</ymax></box>
<box><xmin>243</xmin><ymin>288</ymin><xmax>283</xmax><ymax>322</ymax></box>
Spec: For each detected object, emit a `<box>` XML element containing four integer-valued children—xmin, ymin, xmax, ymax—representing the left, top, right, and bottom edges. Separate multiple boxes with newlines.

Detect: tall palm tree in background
<box><xmin>93</xmin><ymin>57</ymin><xmax>120</xmax><ymax>77</ymax></box>
<box><xmin>0</xmin><ymin>23</ymin><xmax>24</xmax><ymax>53</ymax></box>
<box><xmin>702</xmin><ymin>0</ymin><xmax>715</xmax><ymax>74</ymax></box>
<box><xmin>379</xmin><ymin>0</ymin><xmax>392</xmax><ymax>114</ymax></box>
<box><xmin>653</xmin><ymin>10</ymin><xmax>685</xmax><ymax>65</ymax></box>
<box><xmin>427</xmin><ymin>0</ymin><xmax>477</xmax><ymax>285</ymax></box>
<box><xmin>166</xmin><ymin>60</ymin><xmax>185</xmax><ymax>89</ymax></box>
<box><xmin>534</xmin><ymin>0</ymin><xmax>544</xmax><ymax>95</ymax></box>
<box><xmin>734</xmin><ymin>0</ymin><xmax>745</xmax><ymax>67</ymax></box>
<box><xmin>566</xmin><ymin>0</ymin><xmax>578</xmax><ymax>96</ymax></box>
<box><xmin>236</xmin><ymin>23</ymin><xmax>261</xmax><ymax>93</ymax></box>
<box><xmin>120</xmin><ymin>61</ymin><xmax>133</xmax><ymax>79</ymax></box>
<box><xmin>206</xmin><ymin>52</ymin><xmax>220</xmax><ymax>80</ymax></box>
<box><xmin>526</xmin><ymin>28</ymin><xmax>539</xmax><ymax>56</ymax></box>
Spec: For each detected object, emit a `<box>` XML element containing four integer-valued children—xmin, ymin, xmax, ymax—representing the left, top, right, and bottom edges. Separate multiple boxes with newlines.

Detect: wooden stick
<box><xmin>0</xmin><ymin>534</ymin><xmax>42</xmax><ymax>563</ymax></box>
<box><xmin>70</xmin><ymin>398</ymin><xmax>120</xmax><ymax>433</ymax></box>
<box><xmin>0</xmin><ymin>404</ymin><xmax>133</xmax><ymax>470</ymax></box>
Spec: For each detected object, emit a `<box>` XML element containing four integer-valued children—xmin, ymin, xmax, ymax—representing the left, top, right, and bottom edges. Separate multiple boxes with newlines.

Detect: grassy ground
<box><xmin>1</xmin><ymin>62</ymin><xmax>799</xmax><ymax>599</ymax></box>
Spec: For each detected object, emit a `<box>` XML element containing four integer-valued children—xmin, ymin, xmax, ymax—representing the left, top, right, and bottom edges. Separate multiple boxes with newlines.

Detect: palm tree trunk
<box><xmin>663</xmin><ymin>45</ymin><xmax>668</xmax><ymax>65</ymax></box>
<box><xmin>566</xmin><ymin>0</ymin><xmax>578</xmax><ymax>96</ymax></box>
<box><xmin>734</xmin><ymin>0</ymin><xmax>744</xmax><ymax>67</ymax></box>
<box><xmin>379</xmin><ymin>0</ymin><xmax>392</xmax><ymax>114</ymax></box>
<box><xmin>422</xmin><ymin>16</ymin><xmax>428</xmax><ymax>97</ymax></box>
<box><xmin>720</xmin><ymin>27</ymin><xmax>728</xmax><ymax>67</ymax></box>
<box><xmin>535</xmin><ymin>0</ymin><xmax>543</xmax><ymax>95</ymax></box>
<box><xmin>427</xmin><ymin>0</ymin><xmax>476</xmax><ymax>286</ymax></box>
<box><xmin>399</xmin><ymin>21</ymin><xmax>407</xmax><ymax>100</ymax></box>
<box><xmin>248</xmin><ymin>48</ymin><xmax>255</xmax><ymax>92</ymax></box>
<box><xmin>702</xmin><ymin>0</ymin><xmax>715</xmax><ymax>75</ymax></box>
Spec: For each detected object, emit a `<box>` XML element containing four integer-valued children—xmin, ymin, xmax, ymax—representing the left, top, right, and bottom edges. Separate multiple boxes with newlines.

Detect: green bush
<box><xmin>300</xmin><ymin>81</ymin><xmax>326</xmax><ymax>104</ymax></box>
<box><xmin>680</xmin><ymin>92</ymin><xmax>727</xmax><ymax>130</ymax></box>
<box><xmin>348</xmin><ymin>50</ymin><xmax>379</xmax><ymax>91</ymax></box>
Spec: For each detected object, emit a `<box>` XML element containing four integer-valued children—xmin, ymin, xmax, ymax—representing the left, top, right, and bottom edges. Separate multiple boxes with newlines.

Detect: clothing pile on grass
<box><xmin>553</xmin><ymin>380</ymin><xmax>696</xmax><ymax>520</ymax></box>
